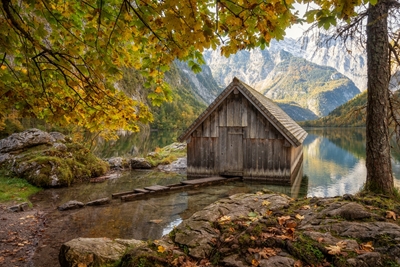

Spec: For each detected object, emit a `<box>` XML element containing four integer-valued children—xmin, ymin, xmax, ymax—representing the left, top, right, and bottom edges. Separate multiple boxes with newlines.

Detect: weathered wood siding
<box><xmin>186</xmin><ymin>89</ymin><xmax>303</xmax><ymax>183</ymax></box>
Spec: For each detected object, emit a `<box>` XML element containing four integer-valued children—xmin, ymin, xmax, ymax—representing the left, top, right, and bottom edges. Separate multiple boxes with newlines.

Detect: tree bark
<box><xmin>365</xmin><ymin>0</ymin><xmax>394</xmax><ymax>194</ymax></box>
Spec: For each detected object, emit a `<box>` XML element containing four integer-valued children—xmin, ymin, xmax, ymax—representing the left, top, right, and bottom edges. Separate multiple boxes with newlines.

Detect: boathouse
<box><xmin>178</xmin><ymin>77</ymin><xmax>307</xmax><ymax>184</ymax></box>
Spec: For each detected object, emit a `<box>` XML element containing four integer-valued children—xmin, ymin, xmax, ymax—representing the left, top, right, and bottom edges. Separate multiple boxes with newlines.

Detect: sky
<box><xmin>285</xmin><ymin>3</ymin><xmax>312</xmax><ymax>39</ymax></box>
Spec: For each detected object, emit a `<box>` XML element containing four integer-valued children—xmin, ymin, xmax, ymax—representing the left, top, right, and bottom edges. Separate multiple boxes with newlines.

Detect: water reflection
<box><xmin>303</xmin><ymin>127</ymin><xmax>400</xmax><ymax>197</ymax></box>
<box><xmin>32</xmin><ymin>127</ymin><xmax>400</xmax><ymax>258</ymax></box>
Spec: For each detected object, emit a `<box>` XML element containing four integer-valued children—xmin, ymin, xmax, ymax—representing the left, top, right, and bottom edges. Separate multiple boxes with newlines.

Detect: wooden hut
<box><xmin>178</xmin><ymin>77</ymin><xmax>308</xmax><ymax>184</ymax></box>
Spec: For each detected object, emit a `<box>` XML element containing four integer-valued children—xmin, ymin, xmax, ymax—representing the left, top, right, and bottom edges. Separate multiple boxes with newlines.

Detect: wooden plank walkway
<box><xmin>181</xmin><ymin>176</ymin><xmax>226</xmax><ymax>185</ymax></box>
<box><xmin>117</xmin><ymin>176</ymin><xmax>241</xmax><ymax>202</ymax></box>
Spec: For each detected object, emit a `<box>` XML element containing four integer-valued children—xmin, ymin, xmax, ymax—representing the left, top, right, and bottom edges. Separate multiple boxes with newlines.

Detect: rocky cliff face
<box><xmin>297</xmin><ymin>31</ymin><xmax>367</xmax><ymax>91</ymax></box>
<box><xmin>173</xmin><ymin>60</ymin><xmax>222</xmax><ymax>105</ymax></box>
<box><xmin>204</xmin><ymin>44</ymin><xmax>360</xmax><ymax>119</ymax></box>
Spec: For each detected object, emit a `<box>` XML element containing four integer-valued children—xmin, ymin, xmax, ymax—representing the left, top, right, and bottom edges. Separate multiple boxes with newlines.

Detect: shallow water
<box><xmin>30</xmin><ymin>127</ymin><xmax>400</xmax><ymax>266</ymax></box>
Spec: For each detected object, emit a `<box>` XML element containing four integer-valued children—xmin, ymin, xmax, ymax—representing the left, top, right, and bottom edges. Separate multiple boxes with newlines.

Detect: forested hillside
<box><xmin>301</xmin><ymin>91</ymin><xmax>367</xmax><ymax>127</ymax></box>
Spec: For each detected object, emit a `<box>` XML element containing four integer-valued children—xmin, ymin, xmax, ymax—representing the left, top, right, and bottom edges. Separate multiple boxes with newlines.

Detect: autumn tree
<box><xmin>2</xmin><ymin>0</ymin><xmax>399</xmax><ymax>195</ymax></box>
<box><xmin>0</xmin><ymin>0</ymin><xmax>296</xmax><ymax>138</ymax></box>
<box><xmin>302</xmin><ymin>0</ymin><xmax>400</xmax><ymax>195</ymax></box>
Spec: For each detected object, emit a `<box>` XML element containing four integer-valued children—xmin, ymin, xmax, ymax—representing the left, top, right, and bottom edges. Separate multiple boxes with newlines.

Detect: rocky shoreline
<box><xmin>59</xmin><ymin>191</ymin><xmax>400</xmax><ymax>267</ymax></box>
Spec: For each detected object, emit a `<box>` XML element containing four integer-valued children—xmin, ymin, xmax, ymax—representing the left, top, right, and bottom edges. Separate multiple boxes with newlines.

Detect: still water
<box><xmin>32</xmin><ymin>127</ymin><xmax>400</xmax><ymax>257</ymax></box>
<box><xmin>92</xmin><ymin>127</ymin><xmax>400</xmax><ymax>198</ymax></box>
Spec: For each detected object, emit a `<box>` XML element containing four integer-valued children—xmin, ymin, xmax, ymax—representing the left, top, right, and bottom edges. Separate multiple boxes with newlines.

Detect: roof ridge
<box><xmin>178</xmin><ymin>78</ymin><xmax>307</xmax><ymax>146</ymax></box>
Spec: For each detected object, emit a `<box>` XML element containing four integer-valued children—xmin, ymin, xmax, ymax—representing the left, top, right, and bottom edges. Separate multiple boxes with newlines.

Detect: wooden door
<box><xmin>222</xmin><ymin>127</ymin><xmax>244</xmax><ymax>176</ymax></box>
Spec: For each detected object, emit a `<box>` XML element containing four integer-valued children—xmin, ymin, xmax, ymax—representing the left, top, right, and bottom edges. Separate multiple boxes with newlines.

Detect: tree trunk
<box><xmin>365</xmin><ymin>0</ymin><xmax>394</xmax><ymax>194</ymax></box>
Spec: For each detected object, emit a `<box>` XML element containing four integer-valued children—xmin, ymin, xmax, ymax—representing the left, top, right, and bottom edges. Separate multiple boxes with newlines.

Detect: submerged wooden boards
<box><xmin>181</xmin><ymin>176</ymin><xmax>226</xmax><ymax>185</ymax></box>
<box><xmin>117</xmin><ymin>176</ymin><xmax>240</xmax><ymax>202</ymax></box>
<box><xmin>144</xmin><ymin>185</ymin><xmax>170</xmax><ymax>191</ymax></box>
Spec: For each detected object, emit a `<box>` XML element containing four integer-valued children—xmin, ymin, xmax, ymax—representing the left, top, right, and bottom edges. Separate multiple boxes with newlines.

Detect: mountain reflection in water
<box><xmin>30</xmin><ymin>127</ymin><xmax>400</xmax><ymax>266</ymax></box>
<box><xmin>303</xmin><ymin>127</ymin><xmax>400</xmax><ymax>197</ymax></box>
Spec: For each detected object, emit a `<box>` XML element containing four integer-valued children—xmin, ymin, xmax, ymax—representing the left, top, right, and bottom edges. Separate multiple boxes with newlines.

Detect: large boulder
<box><xmin>158</xmin><ymin>157</ymin><xmax>187</xmax><ymax>172</ymax></box>
<box><xmin>0</xmin><ymin>129</ymin><xmax>109</xmax><ymax>187</ymax></box>
<box><xmin>106</xmin><ymin>157</ymin><xmax>130</xmax><ymax>170</ymax></box>
<box><xmin>130</xmin><ymin>157</ymin><xmax>152</xmax><ymax>169</ymax></box>
<box><xmin>59</xmin><ymin>238</ymin><xmax>145</xmax><ymax>267</ymax></box>
<box><xmin>0</xmin><ymin>128</ymin><xmax>55</xmax><ymax>153</ymax></box>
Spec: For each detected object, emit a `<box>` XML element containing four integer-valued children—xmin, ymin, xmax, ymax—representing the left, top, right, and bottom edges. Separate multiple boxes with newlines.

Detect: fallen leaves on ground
<box><xmin>262</xmin><ymin>200</ymin><xmax>271</xmax><ymax>206</ymax></box>
<box><xmin>157</xmin><ymin>245</ymin><xmax>166</xmax><ymax>253</ymax></box>
<box><xmin>218</xmin><ymin>215</ymin><xmax>231</xmax><ymax>225</ymax></box>
<box><xmin>295</xmin><ymin>214</ymin><xmax>305</xmax><ymax>220</ymax></box>
<box><xmin>386</xmin><ymin>211</ymin><xmax>397</xmax><ymax>221</ymax></box>
<box><xmin>278</xmin><ymin>215</ymin><xmax>291</xmax><ymax>225</ymax></box>
<box><xmin>356</xmin><ymin>241</ymin><xmax>374</xmax><ymax>254</ymax></box>
<box><xmin>326</xmin><ymin>241</ymin><xmax>346</xmax><ymax>255</ymax></box>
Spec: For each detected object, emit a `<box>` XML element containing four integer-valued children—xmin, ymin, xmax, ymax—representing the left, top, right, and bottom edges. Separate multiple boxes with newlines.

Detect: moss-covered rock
<box><xmin>0</xmin><ymin>129</ymin><xmax>109</xmax><ymax>187</ymax></box>
<box><xmin>145</xmin><ymin>142</ymin><xmax>186</xmax><ymax>167</ymax></box>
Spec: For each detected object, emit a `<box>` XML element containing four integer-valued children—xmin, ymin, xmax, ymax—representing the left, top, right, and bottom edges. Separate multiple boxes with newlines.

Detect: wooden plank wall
<box><xmin>187</xmin><ymin>89</ymin><xmax>301</xmax><ymax>182</ymax></box>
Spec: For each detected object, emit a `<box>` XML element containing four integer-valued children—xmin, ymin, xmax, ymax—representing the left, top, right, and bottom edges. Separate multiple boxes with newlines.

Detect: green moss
<box><xmin>145</xmin><ymin>143</ymin><xmax>186</xmax><ymax>167</ymax></box>
<box><xmin>0</xmin><ymin>173</ymin><xmax>41</xmax><ymax>204</ymax></box>
<box><xmin>291</xmin><ymin>234</ymin><xmax>325</xmax><ymax>265</ymax></box>
<box><xmin>3</xmin><ymin>139</ymin><xmax>109</xmax><ymax>188</ymax></box>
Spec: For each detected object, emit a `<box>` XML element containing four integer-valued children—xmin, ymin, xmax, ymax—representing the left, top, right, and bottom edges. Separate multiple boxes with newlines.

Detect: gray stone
<box><xmin>86</xmin><ymin>198</ymin><xmax>110</xmax><ymax>206</ymax></box>
<box><xmin>58</xmin><ymin>200</ymin><xmax>85</xmax><ymax>211</ymax></box>
<box><xmin>59</xmin><ymin>237</ymin><xmax>145</xmax><ymax>267</ymax></box>
<box><xmin>107</xmin><ymin>157</ymin><xmax>129</xmax><ymax>170</ymax></box>
<box><xmin>130</xmin><ymin>157</ymin><xmax>151</xmax><ymax>169</ymax></box>
<box><xmin>0</xmin><ymin>128</ymin><xmax>55</xmax><ymax>153</ymax></box>
<box><xmin>158</xmin><ymin>157</ymin><xmax>187</xmax><ymax>172</ymax></box>
<box><xmin>259</xmin><ymin>255</ymin><xmax>296</xmax><ymax>267</ymax></box>
<box><xmin>174</xmin><ymin>193</ymin><xmax>291</xmax><ymax>259</ymax></box>
<box><xmin>346</xmin><ymin>252</ymin><xmax>383</xmax><ymax>267</ymax></box>
<box><xmin>0</xmin><ymin>153</ymin><xmax>11</xmax><ymax>165</ymax></box>
<box><xmin>221</xmin><ymin>254</ymin><xmax>248</xmax><ymax>267</ymax></box>
<box><xmin>8</xmin><ymin>202</ymin><xmax>29</xmax><ymax>212</ymax></box>
<box><xmin>326</xmin><ymin>202</ymin><xmax>375</xmax><ymax>220</ymax></box>
<box><xmin>49</xmin><ymin>132</ymin><xmax>66</xmax><ymax>143</ymax></box>
<box><xmin>53</xmin><ymin>142</ymin><xmax>67</xmax><ymax>152</ymax></box>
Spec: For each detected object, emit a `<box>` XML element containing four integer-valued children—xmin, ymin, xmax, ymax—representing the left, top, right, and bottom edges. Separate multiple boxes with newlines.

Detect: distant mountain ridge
<box><xmin>203</xmin><ymin>40</ymin><xmax>361</xmax><ymax>120</ymax></box>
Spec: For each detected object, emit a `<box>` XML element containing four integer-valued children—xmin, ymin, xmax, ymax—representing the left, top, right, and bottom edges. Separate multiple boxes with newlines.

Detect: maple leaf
<box><xmin>251</xmin><ymin>259</ymin><xmax>260</xmax><ymax>266</ymax></box>
<box><xmin>157</xmin><ymin>245</ymin><xmax>166</xmax><ymax>253</ymax></box>
<box><xmin>218</xmin><ymin>215</ymin><xmax>231</xmax><ymax>224</ymax></box>
<box><xmin>259</xmin><ymin>247</ymin><xmax>278</xmax><ymax>259</ymax></box>
<box><xmin>386</xmin><ymin>211</ymin><xmax>397</xmax><ymax>220</ymax></box>
<box><xmin>262</xmin><ymin>200</ymin><xmax>271</xmax><ymax>206</ymax></box>
<box><xmin>278</xmin><ymin>215</ymin><xmax>291</xmax><ymax>225</ymax></box>
<box><xmin>360</xmin><ymin>241</ymin><xmax>374</xmax><ymax>252</ymax></box>
<box><xmin>295</xmin><ymin>214</ymin><xmax>305</xmax><ymax>220</ymax></box>
<box><xmin>336</xmin><ymin>241</ymin><xmax>347</xmax><ymax>249</ymax></box>
<box><xmin>325</xmin><ymin>245</ymin><xmax>342</xmax><ymax>255</ymax></box>
<box><xmin>285</xmin><ymin>220</ymin><xmax>298</xmax><ymax>228</ymax></box>
<box><xmin>265</xmin><ymin>210</ymin><xmax>273</xmax><ymax>216</ymax></box>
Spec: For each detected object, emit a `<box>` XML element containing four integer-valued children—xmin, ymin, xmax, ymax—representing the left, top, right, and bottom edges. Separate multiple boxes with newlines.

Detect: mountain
<box><xmin>297</xmin><ymin>31</ymin><xmax>367</xmax><ymax>91</ymax></box>
<box><xmin>119</xmin><ymin>61</ymin><xmax>222</xmax><ymax>130</ymax></box>
<box><xmin>204</xmin><ymin>45</ymin><xmax>360</xmax><ymax>120</ymax></box>
<box><xmin>257</xmin><ymin>51</ymin><xmax>360</xmax><ymax>117</ymax></box>
<box><xmin>173</xmin><ymin>60</ymin><xmax>222</xmax><ymax>105</ymax></box>
<box><xmin>300</xmin><ymin>91</ymin><xmax>367</xmax><ymax>127</ymax></box>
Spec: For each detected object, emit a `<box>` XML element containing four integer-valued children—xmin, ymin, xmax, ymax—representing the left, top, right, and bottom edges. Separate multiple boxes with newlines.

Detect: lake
<box><xmin>92</xmin><ymin>127</ymin><xmax>400</xmax><ymax>198</ymax></box>
<box><xmin>30</xmin><ymin>127</ymin><xmax>400</xmax><ymax>265</ymax></box>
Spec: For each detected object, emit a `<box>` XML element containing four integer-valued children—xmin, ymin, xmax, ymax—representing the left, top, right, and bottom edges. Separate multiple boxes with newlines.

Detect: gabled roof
<box><xmin>178</xmin><ymin>77</ymin><xmax>308</xmax><ymax>147</ymax></box>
